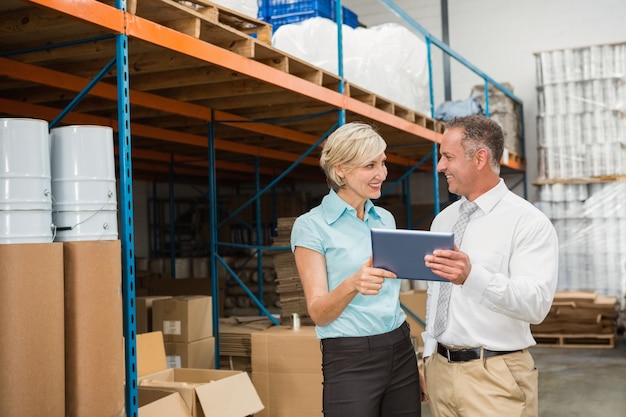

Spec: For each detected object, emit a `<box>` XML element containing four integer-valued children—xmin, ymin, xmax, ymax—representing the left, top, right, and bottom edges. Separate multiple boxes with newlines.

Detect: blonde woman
<box><xmin>291</xmin><ymin>122</ymin><xmax>422</xmax><ymax>417</ymax></box>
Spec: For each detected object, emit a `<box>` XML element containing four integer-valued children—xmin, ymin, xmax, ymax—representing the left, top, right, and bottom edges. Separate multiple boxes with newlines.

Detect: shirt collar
<box><xmin>471</xmin><ymin>178</ymin><xmax>507</xmax><ymax>214</ymax></box>
<box><xmin>321</xmin><ymin>189</ymin><xmax>381</xmax><ymax>225</ymax></box>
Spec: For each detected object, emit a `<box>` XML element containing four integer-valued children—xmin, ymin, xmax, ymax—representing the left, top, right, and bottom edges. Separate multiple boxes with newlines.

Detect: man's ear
<box><xmin>475</xmin><ymin>148</ymin><xmax>489</xmax><ymax>170</ymax></box>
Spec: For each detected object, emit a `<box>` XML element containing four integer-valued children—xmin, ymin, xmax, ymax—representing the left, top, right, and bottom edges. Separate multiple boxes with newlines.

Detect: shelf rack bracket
<box><xmin>50</xmin><ymin>57</ymin><xmax>116</xmax><ymax>129</ymax></box>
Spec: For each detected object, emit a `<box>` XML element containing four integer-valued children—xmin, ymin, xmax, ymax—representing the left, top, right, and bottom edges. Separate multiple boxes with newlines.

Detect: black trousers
<box><xmin>320</xmin><ymin>321</ymin><xmax>421</xmax><ymax>417</ymax></box>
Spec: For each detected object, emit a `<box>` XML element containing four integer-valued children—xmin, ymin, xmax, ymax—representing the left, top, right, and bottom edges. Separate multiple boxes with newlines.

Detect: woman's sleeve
<box><xmin>290</xmin><ymin>215</ymin><xmax>324</xmax><ymax>254</ymax></box>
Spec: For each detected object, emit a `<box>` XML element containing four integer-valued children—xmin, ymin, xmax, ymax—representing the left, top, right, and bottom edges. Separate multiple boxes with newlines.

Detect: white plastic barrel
<box><xmin>0</xmin><ymin>118</ymin><xmax>53</xmax><ymax>244</ymax></box>
<box><xmin>52</xmin><ymin>210</ymin><xmax>118</xmax><ymax>242</ymax></box>
<box><xmin>0</xmin><ymin>211</ymin><xmax>54</xmax><ymax>244</ymax></box>
<box><xmin>50</xmin><ymin>125</ymin><xmax>118</xmax><ymax>241</ymax></box>
<box><xmin>50</xmin><ymin>125</ymin><xmax>117</xmax><ymax>211</ymax></box>
<box><xmin>0</xmin><ymin>118</ymin><xmax>52</xmax><ymax>211</ymax></box>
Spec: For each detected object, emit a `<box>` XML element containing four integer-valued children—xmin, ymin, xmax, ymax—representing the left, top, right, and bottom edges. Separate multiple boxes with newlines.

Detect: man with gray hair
<box><xmin>422</xmin><ymin>115</ymin><xmax>558</xmax><ymax>417</ymax></box>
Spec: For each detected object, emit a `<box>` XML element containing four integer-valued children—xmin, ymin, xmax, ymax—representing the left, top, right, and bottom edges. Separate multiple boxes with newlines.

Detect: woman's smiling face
<box><xmin>337</xmin><ymin>152</ymin><xmax>388</xmax><ymax>205</ymax></box>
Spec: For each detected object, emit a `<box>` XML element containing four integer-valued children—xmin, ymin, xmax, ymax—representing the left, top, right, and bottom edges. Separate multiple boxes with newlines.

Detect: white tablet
<box><xmin>371</xmin><ymin>228</ymin><xmax>454</xmax><ymax>281</ymax></box>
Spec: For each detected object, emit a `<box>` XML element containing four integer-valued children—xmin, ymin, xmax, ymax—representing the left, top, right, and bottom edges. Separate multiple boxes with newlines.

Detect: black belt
<box><xmin>437</xmin><ymin>344</ymin><xmax>522</xmax><ymax>362</ymax></box>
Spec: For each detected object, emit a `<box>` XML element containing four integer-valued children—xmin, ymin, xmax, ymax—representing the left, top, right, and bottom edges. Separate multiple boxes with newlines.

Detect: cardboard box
<box><xmin>139</xmin><ymin>388</ymin><xmax>192</xmax><ymax>417</ymax></box>
<box><xmin>137</xmin><ymin>295</ymin><xmax>172</xmax><ymax>334</ymax></box>
<box><xmin>0</xmin><ymin>243</ymin><xmax>65</xmax><ymax>417</ymax></box>
<box><xmin>153</xmin><ymin>295</ymin><xmax>213</xmax><ymax>343</ymax></box>
<box><xmin>253</xmin><ymin>372</ymin><xmax>323</xmax><ymax>417</ymax></box>
<box><xmin>137</xmin><ymin>331</ymin><xmax>264</xmax><ymax>417</ymax></box>
<box><xmin>165</xmin><ymin>337</ymin><xmax>216</xmax><ymax>369</ymax></box>
<box><xmin>400</xmin><ymin>290</ymin><xmax>428</xmax><ymax>337</ymax></box>
<box><xmin>219</xmin><ymin>355</ymin><xmax>252</xmax><ymax>373</ymax></box>
<box><xmin>251</xmin><ymin>325</ymin><xmax>322</xmax><ymax>417</ymax></box>
<box><xmin>64</xmin><ymin>240</ymin><xmax>125</xmax><ymax>417</ymax></box>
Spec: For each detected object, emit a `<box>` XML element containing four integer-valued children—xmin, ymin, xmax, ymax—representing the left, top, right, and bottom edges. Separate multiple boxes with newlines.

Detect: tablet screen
<box><xmin>371</xmin><ymin>228</ymin><xmax>453</xmax><ymax>281</ymax></box>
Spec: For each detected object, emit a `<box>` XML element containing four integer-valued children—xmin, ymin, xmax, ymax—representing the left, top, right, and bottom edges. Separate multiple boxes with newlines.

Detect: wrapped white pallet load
<box><xmin>210</xmin><ymin>0</ymin><xmax>258</xmax><ymax>18</ymax></box>
<box><xmin>273</xmin><ymin>17</ymin><xmax>430</xmax><ymax>115</ymax></box>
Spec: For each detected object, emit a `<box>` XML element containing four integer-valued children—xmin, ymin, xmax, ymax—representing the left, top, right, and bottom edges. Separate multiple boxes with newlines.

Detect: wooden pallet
<box><xmin>111</xmin><ymin>0</ymin><xmax>273</xmax><ymax>45</ymax></box>
<box><xmin>178</xmin><ymin>0</ymin><xmax>270</xmax><ymax>38</ymax></box>
<box><xmin>534</xmin><ymin>175</ymin><xmax>626</xmax><ymax>185</ymax></box>
<box><xmin>505</xmin><ymin>149</ymin><xmax>525</xmax><ymax>164</ymax></box>
<box><xmin>534</xmin><ymin>333</ymin><xmax>616</xmax><ymax>349</ymax></box>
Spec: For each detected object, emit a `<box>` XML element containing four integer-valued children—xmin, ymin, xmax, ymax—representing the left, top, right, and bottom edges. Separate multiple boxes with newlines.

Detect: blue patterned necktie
<box><xmin>433</xmin><ymin>200</ymin><xmax>479</xmax><ymax>337</ymax></box>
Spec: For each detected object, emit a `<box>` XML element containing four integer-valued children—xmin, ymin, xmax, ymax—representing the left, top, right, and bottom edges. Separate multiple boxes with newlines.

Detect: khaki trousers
<box><xmin>425</xmin><ymin>349</ymin><xmax>537</xmax><ymax>417</ymax></box>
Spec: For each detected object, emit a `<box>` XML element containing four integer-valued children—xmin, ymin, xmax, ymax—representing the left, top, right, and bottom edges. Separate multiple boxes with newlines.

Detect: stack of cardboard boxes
<box><xmin>152</xmin><ymin>295</ymin><xmax>215</xmax><ymax>369</ymax></box>
<box><xmin>136</xmin><ymin>295</ymin><xmax>172</xmax><ymax>334</ymax></box>
<box><xmin>0</xmin><ymin>240</ymin><xmax>125</xmax><ymax>417</ymax></box>
<box><xmin>63</xmin><ymin>241</ymin><xmax>125</xmax><ymax>416</ymax></box>
<box><xmin>136</xmin><ymin>293</ymin><xmax>268</xmax><ymax>416</ymax></box>
<box><xmin>135</xmin><ymin>293</ymin><xmax>266</xmax><ymax>416</ymax></box>
<box><xmin>251</xmin><ymin>325</ymin><xmax>323</xmax><ymax>417</ymax></box>
<box><xmin>1</xmin><ymin>243</ymin><xmax>66</xmax><ymax>417</ymax></box>
<box><xmin>138</xmin><ymin>330</ymin><xmax>264</xmax><ymax>417</ymax></box>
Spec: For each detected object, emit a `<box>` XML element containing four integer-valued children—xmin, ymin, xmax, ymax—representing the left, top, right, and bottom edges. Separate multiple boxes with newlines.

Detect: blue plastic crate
<box><xmin>341</xmin><ymin>6</ymin><xmax>358</xmax><ymax>28</ymax></box>
<box><xmin>259</xmin><ymin>0</ymin><xmax>359</xmax><ymax>31</ymax></box>
<box><xmin>268</xmin><ymin>0</ymin><xmax>332</xmax><ymax>17</ymax></box>
<box><xmin>268</xmin><ymin>10</ymin><xmax>327</xmax><ymax>30</ymax></box>
<box><xmin>258</xmin><ymin>0</ymin><xmax>328</xmax><ymax>17</ymax></box>
<box><xmin>258</xmin><ymin>0</ymin><xmax>359</xmax><ymax>30</ymax></box>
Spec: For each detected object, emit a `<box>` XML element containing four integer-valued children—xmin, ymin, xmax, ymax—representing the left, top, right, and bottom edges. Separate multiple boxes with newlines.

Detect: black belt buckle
<box><xmin>438</xmin><ymin>344</ymin><xmax>522</xmax><ymax>362</ymax></box>
<box><xmin>438</xmin><ymin>344</ymin><xmax>481</xmax><ymax>362</ymax></box>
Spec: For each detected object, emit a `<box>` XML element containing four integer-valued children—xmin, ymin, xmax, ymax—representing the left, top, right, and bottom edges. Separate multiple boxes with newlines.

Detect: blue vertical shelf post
<box><xmin>425</xmin><ymin>36</ymin><xmax>441</xmax><ymax>215</ymax></box>
<box><xmin>335</xmin><ymin>0</ymin><xmax>346</xmax><ymax>125</ymax></box>
<box><xmin>254</xmin><ymin>156</ymin><xmax>266</xmax><ymax>316</ymax></box>
<box><xmin>207</xmin><ymin>117</ymin><xmax>221</xmax><ymax>367</ymax></box>
<box><xmin>169</xmin><ymin>158</ymin><xmax>177</xmax><ymax>277</ymax></box>
<box><xmin>115</xmin><ymin>0</ymin><xmax>138</xmax><ymax>413</ymax></box>
<box><xmin>402</xmin><ymin>175</ymin><xmax>412</xmax><ymax>229</ymax></box>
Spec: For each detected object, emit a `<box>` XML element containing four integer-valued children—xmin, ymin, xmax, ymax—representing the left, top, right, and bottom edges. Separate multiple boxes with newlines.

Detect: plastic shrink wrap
<box><xmin>273</xmin><ymin>18</ymin><xmax>431</xmax><ymax>115</ymax></box>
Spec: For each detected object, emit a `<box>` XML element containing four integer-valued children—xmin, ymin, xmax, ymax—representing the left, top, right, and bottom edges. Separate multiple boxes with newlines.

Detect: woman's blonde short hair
<box><xmin>320</xmin><ymin>122</ymin><xmax>387</xmax><ymax>191</ymax></box>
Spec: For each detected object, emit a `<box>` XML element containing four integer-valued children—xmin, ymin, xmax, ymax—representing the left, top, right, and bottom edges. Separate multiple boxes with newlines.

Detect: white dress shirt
<box><xmin>422</xmin><ymin>179</ymin><xmax>559</xmax><ymax>357</ymax></box>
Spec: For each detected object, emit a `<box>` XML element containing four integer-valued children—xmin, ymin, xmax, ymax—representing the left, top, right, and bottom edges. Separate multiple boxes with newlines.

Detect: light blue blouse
<box><xmin>290</xmin><ymin>189</ymin><xmax>406</xmax><ymax>339</ymax></box>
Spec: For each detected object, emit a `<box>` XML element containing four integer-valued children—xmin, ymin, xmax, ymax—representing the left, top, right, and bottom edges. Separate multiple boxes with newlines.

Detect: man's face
<box><xmin>437</xmin><ymin>127</ymin><xmax>478</xmax><ymax>198</ymax></box>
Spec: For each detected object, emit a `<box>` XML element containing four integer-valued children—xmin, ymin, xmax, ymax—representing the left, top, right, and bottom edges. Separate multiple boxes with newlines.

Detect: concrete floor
<box><xmin>421</xmin><ymin>333</ymin><xmax>626</xmax><ymax>417</ymax></box>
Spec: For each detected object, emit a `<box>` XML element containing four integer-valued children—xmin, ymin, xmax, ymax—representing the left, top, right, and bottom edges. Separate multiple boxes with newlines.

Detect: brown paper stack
<box><xmin>531</xmin><ymin>291</ymin><xmax>619</xmax><ymax>348</ymax></box>
<box><xmin>271</xmin><ymin>217</ymin><xmax>314</xmax><ymax>326</ymax></box>
<box><xmin>219</xmin><ymin>316</ymin><xmax>274</xmax><ymax>372</ymax></box>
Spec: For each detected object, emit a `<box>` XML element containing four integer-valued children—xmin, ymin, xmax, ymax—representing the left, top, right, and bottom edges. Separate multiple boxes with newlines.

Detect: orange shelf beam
<box><xmin>0</xmin><ymin>98</ymin><xmax>320</xmax><ymax>166</ymax></box>
<box><xmin>0</xmin><ymin>57</ymin><xmax>420</xmax><ymax>167</ymax></box>
<box><xmin>26</xmin><ymin>0</ymin><xmax>125</xmax><ymax>33</ymax></box>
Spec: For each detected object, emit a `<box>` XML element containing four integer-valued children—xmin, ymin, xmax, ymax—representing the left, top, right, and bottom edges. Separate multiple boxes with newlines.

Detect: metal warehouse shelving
<box><xmin>0</xmin><ymin>0</ymin><xmax>526</xmax><ymax>415</ymax></box>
